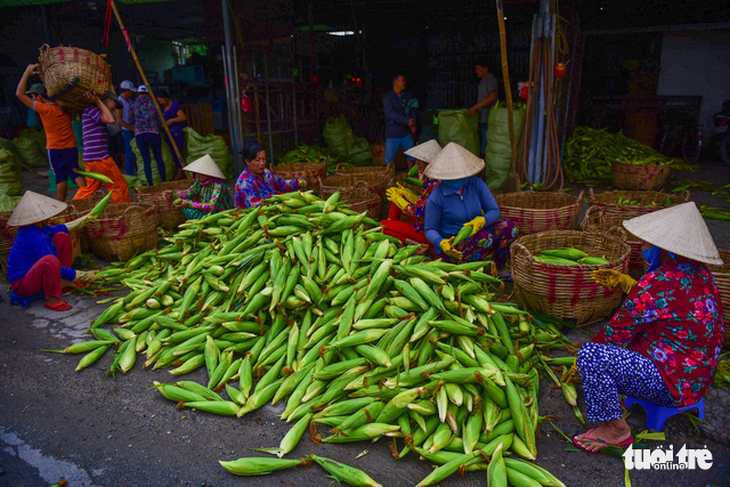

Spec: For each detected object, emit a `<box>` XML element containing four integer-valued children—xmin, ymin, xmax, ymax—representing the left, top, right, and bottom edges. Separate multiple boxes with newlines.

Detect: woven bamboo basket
<box><xmin>581</xmin><ymin>205</ymin><xmax>646</xmax><ymax>280</ymax></box>
<box><xmin>271</xmin><ymin>162</ymin><xmax>326</xmax><ymax>192</ymax></box>
<box><xmin>38</xmin><ymin>44</ymin><xmax>112</xmax><ymax>111</ymax></box>
<box><xmin>319</xmin><ymin>173</ymin><xmax>388</xmax><ymax>202</ymax></box>
<box><xmin>0</xmin><ymin>212</ymin><xmax>17</xmax><ymax>275</ymax></box>
<box><xmin>134</xmin><ymin>179</ymin><xmax>194</xmax><ymax>229</ymax></box>
<box><xmin>589</xmin><ymin>188</ymin><xmax>690</xmax><ymax>219</ymax></box>
<box><xmin>511</xmin><ymin>230</ymin><xmax>631</xmax><ymax>326</ymax></box>
<box><xmin>87</xmin><ymin>203</ymin><xmax>158</xmax><ymax>262</ymax></box>
<box><xmin>495</xmin><ymin>191</ymin><xmax>584</xmax><ymax>235</ymax></box>
<box><xmin>611</xmin><ymin>161</ymin><xmax>672</xmax><ymax>191</ymax></box>
<box><xmin>335</xmin><ymin>164</ymin><xmax>395</xmax><ymax>189</ymax></box>
<box><xmin>67</xmin><ymin>190</ymin><xmax>105</xmax><ymax>251</ymax></box>
<box><xmin>706</xmin><ymin>249</ymin><xmax>730</xmax><ymax>348</ymax></box>
<box><xmin>53</xmin><ymin>206</ymin><xmax>81</xmax><ymax>260</ymax></box>
<box><xmin>345</xmin><ymin>182</ymin><xmax>383</xmax><ymax>219</ymax></box>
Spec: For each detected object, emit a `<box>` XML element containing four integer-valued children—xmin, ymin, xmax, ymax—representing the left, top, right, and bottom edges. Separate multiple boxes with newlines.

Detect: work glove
<box><xmin>397</xmin><ymin>183</ymin><xmax>418</xmax><ymax>205</ymax></box>
<box><xmin>463</xmin><ymin>216</ymin><xmax>486</xmax><ymax>237</ymax></box>
<box><xmin>298</xmin><ymin>178</ymin><xmax>309</xmax><ymax>189</ymax></box>
<box><xmin>439</xmin><ymin>237</ymin><xmax>463</xmax><ymax>261</ymax></box>
<box><xmin>385</xmin><ymin>186</ymin><xmax>411</xmax><ymax>211</ymax></box>
<box><xmin>591</xmin><ymin>269</ymin><xmax>636</xmax><ymax>294</ymax></box>
<box><xmin>75</xmin><ymin>270</ymin><xmax>100</xmax><ymax>283</ymax></box>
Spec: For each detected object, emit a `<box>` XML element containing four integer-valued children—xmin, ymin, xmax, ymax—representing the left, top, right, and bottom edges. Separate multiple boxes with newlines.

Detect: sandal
<box><xmin>44</xmin><ymin>301</ymin><xmax>73</xmax><ymax>311</ymax></box>
<box><xmin>572</xmin><ymin>428</ymin><xmax>634</xmax><ymax>455</ymax></box>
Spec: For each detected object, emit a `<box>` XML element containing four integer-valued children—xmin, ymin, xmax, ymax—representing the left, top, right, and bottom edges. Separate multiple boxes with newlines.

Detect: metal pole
<box><xmin>264</xmin><ymin>51</ymin><xmax>274</xmax><ymax>160</ymax></box>
<box><xmin>232</xmin><ymin>45</ymin><xmax>243</xmax><ymax>174</ymax></box>
<box><xmin>221</xmin><ymin>46</ymin><xmax>235</xmax><ymax>168</ymax></box>
<box><xmin>221</xmin><ymin>0</ymin><xmax>241</xmax><ymax>175</ymax></box>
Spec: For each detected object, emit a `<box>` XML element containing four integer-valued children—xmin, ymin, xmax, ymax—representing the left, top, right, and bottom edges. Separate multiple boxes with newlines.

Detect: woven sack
<box><xmin>611</xmin><ymin>161</ymin><xmax>671</xmax><ymax>191</ymax></box>
<box><xmin>134</xmin><ymin>179</ymin><xmax>194</xmax><ymax>229</ymax></box>
<box><xmin>38</xmin><ymin>44</ymin><xmax>112</xmax><ymax>111</ymax></box>
<box><xmin>589</xmin><ymin>188</ymin><xmax>691</xmax><ymax>219</ymax></box>
<box><xmin>87</xmin><ymin>203</ymin><xmax>158</xmax><ymax>262</ymax></box>
<box><xmin>511</xmin><ymin>230</ymin><xmax>631</xmax><ymax>325</ymax></box>
<box><xmin>495</xmin><ymin>191</ymin><xmax>583</xmax><ymax>235</ymax></box>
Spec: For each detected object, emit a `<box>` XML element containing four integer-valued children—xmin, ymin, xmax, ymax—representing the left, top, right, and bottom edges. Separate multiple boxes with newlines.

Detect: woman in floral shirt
<box><xmin>573</xmin><ymin>202</ymin><xmax>724</xmax><ymax>454</ymax></box>
<box><xmin>381</xmin><ymin>140</ymin><xmax>441</xmax><ymax>248</ymax></box>
<box><xmin>235</xmin><ymin>138</ymin><xmax>307</xmax><ymax>208</ymax></box>
<box><xmin>167</xmin><ymin>155</ymin><xmax>233</xmax><ymax>220</ymax></box>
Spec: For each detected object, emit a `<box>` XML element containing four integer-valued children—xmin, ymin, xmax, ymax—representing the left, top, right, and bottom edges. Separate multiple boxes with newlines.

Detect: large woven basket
<box><xmin>38</xmin><ymin>44</ymin><xmax>112</xmax><ymax>111</ymax></box>
<box><xmin>335</xmin><ymin>164</ymin><xmax>395</xmax><ymax>189</ymax></box>
<box><xmin>319</xmin><ymin>173</ymin><xmax>387</xmax><ymax>202</ymax></box>
<box><xmin>0</xmin><ymin>212</ymin><xmax>17</xmax><ymax>275</ymax></box>
<box><xmin>67</xmin><ymin>190</ymin><xmax>105</xmax><ymax>251</ymax></box>
<box><xmin>345</xmin><ymin>182</ymin><xmax>383</xmax><ymax>219</ymax></box>
<box><xmin>511</xmin><ymin>230</ymin><xmax>631</xmax><ymax>326</ymax></box>
<box><xmin>581</xmin><ymin>205</ymin><xmax>646</xmax><ymax>280</ymax></box>
<box><xmin>611</xmin><ymin>161</ymin><xmax>672</xmax><ymax>191</ymax></box>
<box><xmin>271</xmin><ymin>162</ymin><xmax>326</xmax><ymax>192</ymax></box>
<box><xmin>589</xmin><ymin>188</ymin><xmax>691</xmax><ymax>220</ymax></box>
<box><xmin>134</xmin><ymin>179</ymin><xmax>194</xmax><ymax>229</ymax></box>
<box><xmin>494</xmin><ymin>191</ymin><xmax>584</xmax><ymax>235</ymax></box>
<box><xmin>707</xmin><ymin>249</ymin><xmax>730</xmax><ymax>349</ymax></box>
<box><xmin>87</xmin><ymin>203</ymin><xmax>158</xmax><ymax>262</ymax></box>
<box><xmin>54</xmin><ymin>206</ymin><xmax>82</xmax><ymax>260</ymax></box>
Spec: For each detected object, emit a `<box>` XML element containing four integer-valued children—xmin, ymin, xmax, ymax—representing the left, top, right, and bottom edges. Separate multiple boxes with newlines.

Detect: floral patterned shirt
<box><xmin>593</xmin><ymin>256</ymin><xmax>725</xmax><ymax>406</ymax></box>
<box><xmin>402</xmin><ymin>177</ymin><xmax>439</xmax><ymax>231</ymax></box>
<box><xmin>176</xmin><ymin>178</ymin><xmax>233</xmax><ymax>213</ymax></box>
<box><xmin>128</xmin><ymin>95</ymin><xmax>160</xmax><ymax>135</ymax></box>
<box><xmin>235</xmin><ymin>167</ymin><xmax>302</xmax><ymax>208</ymax></box>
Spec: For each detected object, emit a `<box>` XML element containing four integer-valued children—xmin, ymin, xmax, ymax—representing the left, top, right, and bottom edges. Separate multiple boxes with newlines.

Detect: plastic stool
<box><xmin>9</xmin><ymin>290</ymin><xmax>45</xmax><ymax>308</ymax></box>
<box><xmin>624</xmin><ymin>396</ymin><xmax>704</xmax><ymax>431</ymax></box>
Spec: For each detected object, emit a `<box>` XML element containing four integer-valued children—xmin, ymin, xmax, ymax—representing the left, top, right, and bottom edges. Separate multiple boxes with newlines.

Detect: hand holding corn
<box><xmin>439</xmin><ymin>236</ymin><xmax>462</xmax><ymax>261</ymax></box>
<box><xmin>65</xmin><ymin>214</ymin><xmax>95</xmax><ymax>232</ymax></box>
<box><xmin>591</xmin><ymin>269</ymin><xmax>636</xmax><ymax>294</ymax></box>
<box><xmin>75</xmin><ymin>270</ymin><xmax>100</xmax><ymax>283</ymax></box>
<box><xmin>463</xmin><ymin>216</ymin><xmax>486</xmax><ymax>237</ymax></box>
<box><xmin>385</xmin><ymin>186</ymin><xmax>412</xmax><ymax>212</ymax></box>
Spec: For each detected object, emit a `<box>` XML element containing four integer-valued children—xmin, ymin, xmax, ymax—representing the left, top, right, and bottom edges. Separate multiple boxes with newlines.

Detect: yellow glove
<box><xmin>591</xmin><ymin>269</ymin><xmax>636</xmax><ymax>294</ymax></box>
<box><xmin>439</xmin><ymin>237</ymin><xmax>463</xmax><ymax>261</ymax></box>
<box><xmin>396</xmin><ymin>183</ymin><xmax>418</xmax><ymax>205</ymax></box>
<box><xmin>386</xmin><ymin>187</ymin><xmax>410</xmax><ymax>211</ymax></box>
<box><xmin>75</xmin><ymin>270</ymin><xmax>100</xmax><ymax>283</ymax></box>
<box><xmin>298</xmin><ymin>178</ymin><xmax>308</xmax><ymax>189</ymax></box>
<box><xmin>463</xmin><ymin>216</ymin><xmax>486</xmax><ymax>237</ymax></box>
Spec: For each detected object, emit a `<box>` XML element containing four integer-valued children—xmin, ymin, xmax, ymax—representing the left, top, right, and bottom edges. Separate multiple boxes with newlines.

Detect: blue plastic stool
<box><xmin>9</xmin><ymin>290</ymin><xmax>45</xmax><ymax>308</ymax></box>
<box><xmin>624</xmin><ymin>396</ymin><xmax>704</xmax><ymax>431</ymax></box>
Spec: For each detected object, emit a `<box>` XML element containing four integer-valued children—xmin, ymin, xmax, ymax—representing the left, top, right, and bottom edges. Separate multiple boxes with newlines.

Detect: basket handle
<box><xmin>511</xmin><ymin>240</ymin><xmax>534</xmax><ymax>261</ymax></box>
<box><xmin>587</xmin><ymin>187</ymin><xmax>595</xmax><ymax>204</ymax></box>
<box><xmin>678</xmin><ymin>189</ymin><xmax>690</xmax><ymax>203</ymax></box>
<box><xmin>575</xmin><ymin>190</ymin><xmax>585</xmax><ymax>206</ymax></box>
<box><xmin>335</xmin><ymin>163</ymin><xmax>346</xmax><ymax>173</ymax></box>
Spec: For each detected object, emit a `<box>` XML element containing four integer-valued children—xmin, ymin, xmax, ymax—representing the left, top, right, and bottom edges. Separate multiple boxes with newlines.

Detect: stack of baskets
<box><xmin>87</xmin><ymin>203</ymin><xmax>158</xmax><ymax>262</ymax></box>
<box><xmin>134</xmin><ymin>179</ymin><xmax>194</xmax><ymax>229</ymax></box>
<box><xmin>38</xmin><ymin>44</ymin><xmax>112</xmax><ymax>111</ymax></box>
<box><xmin>271</xmin><ymin>162</ymin><xmax>327</xmax><ymax>193</ymax></box>
<box><xmin>66</xmin><ymin>190</ymin><xmax>104</xmax><ymax>251</ymax></box>
<box><xmin>494</xmin><ymin>191</ymin><xmax>584</xmax><ymax>235</ymax></box>
<box><xmin>510</xmin><ymin>230</ymin><xmax>631</xmax><ymax>325</ymax></box>
<box><xmin>611</xmin><ymin>161</ymin><xmax>672</xmax><ymax>191</ymax></box>
<box><xmin>706</xmin><ymin>249</ymin><xmax>730</xmax><ymax>349</ymax></box>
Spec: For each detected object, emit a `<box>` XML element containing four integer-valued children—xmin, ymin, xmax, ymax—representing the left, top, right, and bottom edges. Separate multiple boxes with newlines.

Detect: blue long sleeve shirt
<box><xmin>424</xmin><ymin>177</ymin><xmax>501</xmax><ymax>247</ymax></box>
<box><xmin>6</xmin><ymin>224</ymin><xmax>76</xmax><ymax>283</ymax></box>
<box><xmin>383</xmin><ymin>90</ymin><xmax>415</xmax><ymax>139</ymax></box>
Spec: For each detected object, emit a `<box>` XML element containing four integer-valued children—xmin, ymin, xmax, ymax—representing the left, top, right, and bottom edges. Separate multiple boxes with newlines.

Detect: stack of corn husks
<box><xmin>55</xmin><ymin>191</ymin><xmax>575</xmax><ymax>486</ymax></box>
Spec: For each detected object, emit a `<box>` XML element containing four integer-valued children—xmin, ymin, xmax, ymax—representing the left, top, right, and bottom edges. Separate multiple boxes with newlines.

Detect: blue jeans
<box><xmin>384</xmin><ymin>135</ymin><xmax>415</xmax><ymax>165</ymax></box>
<box><xmin>136</xmin><ymin>132</ymin><xmax>165</xmax><ymax>186</ymax></box>
<box><xmin>480</xmin><ymin>123</ymin><xmax>489</xmax><ymax>156</ymax></box>
<box><xmin>122</xmin><ymin>130</ymin><xmax>136</xmax><ymax>175</ymax></box>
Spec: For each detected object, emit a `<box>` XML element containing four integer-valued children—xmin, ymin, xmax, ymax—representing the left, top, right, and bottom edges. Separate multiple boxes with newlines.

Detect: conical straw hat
<box><xmin>183</xmin><ymin>154</ymin><xmax>226</xmax><ymax>180</ymax></box>
<box><xmin>622</xmin><ymin>201</ymin><xmax>723</xmax><ymax>265</ymax></box>
<box><xmin>404</xmin><ymin>139</ymin><xmax>442</xmax><ymax>164</ymax></box>
<box><xmin>8</xmin><ymin>191</ymin><xmax>67</xmax><ymax>227</ymax></box>
<box><xmin>423</xmin><ymin>142</ymin><xmax>485</xmax><ymax>180</ymax></box>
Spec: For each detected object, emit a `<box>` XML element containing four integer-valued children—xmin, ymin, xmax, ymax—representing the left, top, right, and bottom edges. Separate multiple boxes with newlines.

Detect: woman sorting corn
<box><xmin>167</xmin><ymin>154</ymin><xmax>233</xmax><ymax>220</ymax></box>
<box><xmin>6</xmin><ymin>191</ymin><xmax>98</xmax><ymax>311</ymax></box>
<box><xmin>573</xmin><ymin>202</ymin><xmax>724</xmax><ymax>454</ymax></box>
<box><xmin>423</xmin><ymin>142</ymin><xmax>517</xmax><ymax>269</ymax></box>
<box><xmin>235</xmin><ymin>138</ymin><xmax>308</xmax><ymax>209</ymax></box>
<box><xmin>381</xmin><ymin>139</ymin><xmax>441</xmax><ymax>248</ymax></box>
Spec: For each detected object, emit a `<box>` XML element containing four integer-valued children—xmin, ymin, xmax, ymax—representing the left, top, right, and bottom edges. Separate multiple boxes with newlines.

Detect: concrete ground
<box><xmin>1</xmin><ymin>160</ymin><xmax>729</xmax><ymax>487</ymax></box>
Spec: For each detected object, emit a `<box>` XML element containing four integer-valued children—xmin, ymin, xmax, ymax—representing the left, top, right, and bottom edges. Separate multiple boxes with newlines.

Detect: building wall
<box><xmin>657</xmin><ymin>29</ymin><xmax>730</xmax><ymax>142</ymax></box>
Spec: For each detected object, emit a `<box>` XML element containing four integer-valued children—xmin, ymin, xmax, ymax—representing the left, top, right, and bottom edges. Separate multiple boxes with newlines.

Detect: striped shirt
<box><xmin>81</xmin><ymin>105</ymin><xmax>109</xmax><ymax>162</ymax></box>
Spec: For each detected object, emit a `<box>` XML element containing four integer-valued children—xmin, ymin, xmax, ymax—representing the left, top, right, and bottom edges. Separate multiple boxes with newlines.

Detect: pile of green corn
<box><xmin>563</xmin><ymin>126</ymin><xmax>694</xmax><ymax>184</ymax></box>
<box><xmin>276</xmin><ymin>144</ymin><xmax>352</xmax><ymax>174</ymax></box>
<box><xmin>534</xmin><ymin>247</ymin><xmax>610</xmax><ymax>266</ymax></box>
<box><xmin>54</xmin><ymin>191</ymin><xmax>578</xmax><ymax>486</ymax></box>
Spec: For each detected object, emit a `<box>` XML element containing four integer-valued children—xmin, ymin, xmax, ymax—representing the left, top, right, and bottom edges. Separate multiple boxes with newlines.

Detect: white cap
<box><xmin>622</xmin><ymin>201</ymin><xmax>723</xmax><ymax>265</ymax></box>
<box><xmin>120</xmin><ymin>80</ymin><xmax>137</xmax><ymax>92</ymax></box>
<box><xmin>137</xmin><ymin>85</ymin><xmax>149</xmax><ymax>93</ymax></box>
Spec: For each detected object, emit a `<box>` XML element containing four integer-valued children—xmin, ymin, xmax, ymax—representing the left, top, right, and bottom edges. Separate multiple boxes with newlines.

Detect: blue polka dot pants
<box><xmin>577</xmin><ymin>342</ymin><xmax>674</xmax><ymax>423</ymax></box>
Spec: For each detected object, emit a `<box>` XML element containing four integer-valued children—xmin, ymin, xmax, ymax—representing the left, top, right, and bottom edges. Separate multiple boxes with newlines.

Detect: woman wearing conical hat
<box><xmin>166</xmin><ymin>155</ymin><xmax>234</xmax><ymax>220</ymax></box>
<box><xmin>381</xmin><ymin>139</ymin><xmax>441</xmax><ymax>248</ymax></box>
<box><xmin>423</xmin><ymin>143</ymin><xmax>518</xmax><ymax>268</ymax></box>
<box><xmin>6</xmin><ymin>191</ymin><xmax>98</xmax><ymax>311</ymax></box>
<box><xmin>573</xmin><ymin>202</ymin><xmax>724</xmax><ymax>454</ymax></box>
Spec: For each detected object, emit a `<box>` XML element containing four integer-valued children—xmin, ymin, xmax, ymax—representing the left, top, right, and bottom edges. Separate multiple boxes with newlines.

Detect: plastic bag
<box><xmin>130</xmin><ymin>136</ymin><xmax>177</xmax><ymax>186</ymax></box>
<box><xmin>0</xmin><ymin>193</ymin><xmax>20</xmax><ymax>212</ymax></box>
<box><xmin>184</xmin><ymin>127</ymin><xmax>232</xmax><ymax>178</ymax></box>
<box><xmin>323</xmin><ymin>116</ymin><xmax>372</xmax><ymax>166</ymax></box>
<box><xmin>484</xmin><ymin>103</ymin><xmax>526</xmax><ymax>190</ymax></box>
<box><xmin>437</xmin><ymin>110</ymin><xmax>480</xmax><ymax>156</ymax></box>
<box><xmin>0</xmin><ymin>148</ymin><xmax>22</xmax><ymax>196</ymax></box>
<box><xmin>12</xmin><ymin>137</ymin><xmax>48</xmax><ymax>167</ymax></box>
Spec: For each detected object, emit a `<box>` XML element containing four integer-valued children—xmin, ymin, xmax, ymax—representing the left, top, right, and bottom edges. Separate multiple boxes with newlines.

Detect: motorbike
<box><xmin>711</xmin><ymin>99</ymin><xmax>730</xmax><ymax>166</ymax></box>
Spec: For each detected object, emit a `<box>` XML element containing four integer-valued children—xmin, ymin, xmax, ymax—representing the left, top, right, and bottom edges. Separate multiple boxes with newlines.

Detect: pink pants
<box><xmin>11</xmin><ymin>232</ymin><xmax>72</xmax><ymax>298</ymax></box>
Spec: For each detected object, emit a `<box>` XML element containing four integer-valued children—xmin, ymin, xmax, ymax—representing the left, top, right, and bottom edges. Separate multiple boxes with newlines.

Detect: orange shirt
<box><xmin>33</xmin><ymin>100</ymin><xmax>76</xmax><ymax>150</ymax></box>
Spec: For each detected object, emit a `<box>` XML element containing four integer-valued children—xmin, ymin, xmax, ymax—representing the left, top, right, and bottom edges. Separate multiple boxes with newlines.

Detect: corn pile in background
<box><xmin>52</xmin><ymin>191</ymin><xmax>579</xmax><ymax>486</ymax></box>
